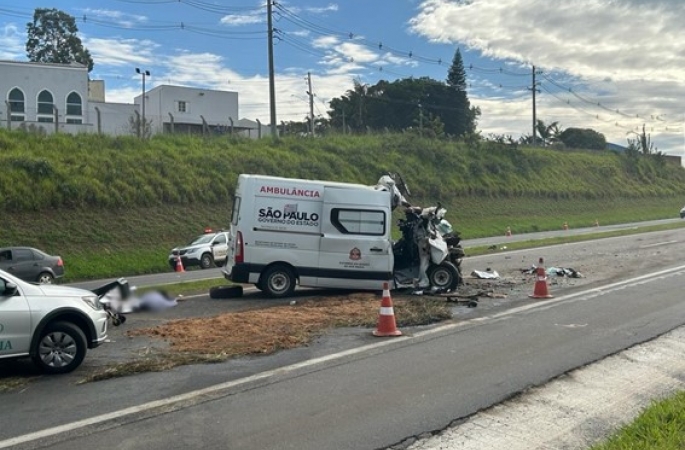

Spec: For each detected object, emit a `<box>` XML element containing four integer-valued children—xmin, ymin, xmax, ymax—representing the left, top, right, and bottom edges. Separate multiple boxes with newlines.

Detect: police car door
<box><xmin>211</xmin><ymin>233</ymin><xmax>228</xmax><ymax>264</ymax></box>
<box><xmin>318</xmin><ymin>187</ymin><xmax>393</xmax><ymax>290</ymax></box>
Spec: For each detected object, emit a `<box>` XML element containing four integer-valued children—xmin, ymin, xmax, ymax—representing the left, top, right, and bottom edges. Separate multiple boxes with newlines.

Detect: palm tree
<box><xmin>535</xmin><ymin>120</ymin><xmax>562</xmax><ymax>146</ymax></box>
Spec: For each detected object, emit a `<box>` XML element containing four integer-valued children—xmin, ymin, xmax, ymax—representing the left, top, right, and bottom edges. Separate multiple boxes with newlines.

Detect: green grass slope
<box><xmin>1</xmin><ymin>129</ymin><xmax>684</xmax><ymax>281</ymax></box>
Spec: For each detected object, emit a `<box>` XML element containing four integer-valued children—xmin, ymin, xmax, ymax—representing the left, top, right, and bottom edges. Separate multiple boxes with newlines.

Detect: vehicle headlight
<box><xmin>81</xmin><ymin>294</ymin><xmax>102</xmax><ymax>310</ymax></box>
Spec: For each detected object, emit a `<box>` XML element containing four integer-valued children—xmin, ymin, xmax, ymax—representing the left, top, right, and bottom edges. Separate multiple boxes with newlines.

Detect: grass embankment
<box><xmin>1</xmin><ymin>129</ymin><xmax>684</xmax><ymax>281</ymax></box>
<box><xmin>591</xmin><ymin>392</ymin><xmax>685</xmax><ymax>449</ymax></box>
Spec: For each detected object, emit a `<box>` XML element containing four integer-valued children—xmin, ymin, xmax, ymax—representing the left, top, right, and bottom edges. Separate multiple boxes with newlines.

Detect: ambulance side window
<box><xmin>331</xmin><ymin>209</ymin><xmax>385</xmax><ymax>236</ymax></box>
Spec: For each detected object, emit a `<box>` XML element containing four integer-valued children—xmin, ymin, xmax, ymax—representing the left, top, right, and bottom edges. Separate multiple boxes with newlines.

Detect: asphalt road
<box><xmin>2</xmin><ymin>226</ymin><xmax>685</xmax><ymax>449</ymax></box>
<box><xmin>3</xmin><ymin>261</ymin><xmax>684</xmax><ymax>450</ymax></box>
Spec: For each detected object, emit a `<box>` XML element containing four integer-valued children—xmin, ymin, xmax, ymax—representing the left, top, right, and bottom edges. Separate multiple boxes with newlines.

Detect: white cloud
<box><xmin>220</xmin><ymin>13</ymin><xmax>264</xmax><ymax>26</ymax></box>
<box><xmin>0</xmin><ymin>24</ymin><xmax>25</xmax><ymax>60</ymax></box>
<box><xmin>409</xmin><ymin>0</ymin><xmax>685</xmax><ymax>154</ymax></box>
<box><xmin>80</xmin><ymin>8</ymin><xmax>147</xmax><ymax>28</ymax></box>
<box><xmin>85</xmin><ymin>37</ymin><xmax>159</xmax><ymax>66</ymax></box>
<box><xmin>291</xmin><ymin>30</ymin><xmax>311</xmax><ymax>37</ymax></box>
<box><xmin>312</xmin><ymin>36</ymin><xmax>340</xmax><ymax>49</ymax></box>
<box><xmin>305</xmin><ymin>4</ymin><xmax>339</xmax><ymax>14</ymax></box>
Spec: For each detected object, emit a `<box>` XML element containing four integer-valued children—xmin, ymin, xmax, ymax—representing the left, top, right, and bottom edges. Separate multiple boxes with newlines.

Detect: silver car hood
<box><xmin>35</xmin><ymin>284</ymin><xmax>94</xmax><ymax>298</ymax></box>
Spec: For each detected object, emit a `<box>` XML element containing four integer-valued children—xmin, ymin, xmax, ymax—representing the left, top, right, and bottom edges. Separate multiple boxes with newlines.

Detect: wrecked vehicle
<box><xmin>222</xmin><ymin>173</ymin><xmax>464</xmax><ymax>298</ymax></box>
<box><xmin>393</xmin><ymin>204</ymin><xmax>463</xmax><ymax>291</ymax></box>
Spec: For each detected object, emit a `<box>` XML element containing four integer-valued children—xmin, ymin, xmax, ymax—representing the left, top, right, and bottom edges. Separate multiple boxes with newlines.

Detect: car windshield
<box><xmin>188</xmin><ymin>234</ymin><xmax>216</xmax><ymax>246</ymax></box>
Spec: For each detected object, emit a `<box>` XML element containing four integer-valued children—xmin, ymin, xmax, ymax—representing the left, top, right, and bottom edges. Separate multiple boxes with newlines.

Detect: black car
<box><xmin>0</xmin><ymin>247</ymin><xmax>65</xmax><ymax>284</ymax></box>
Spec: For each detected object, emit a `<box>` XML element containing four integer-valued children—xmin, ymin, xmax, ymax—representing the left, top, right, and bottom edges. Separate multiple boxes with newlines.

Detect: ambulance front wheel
<box><xmin>428</xmin><ymin>261</ymin><xmax>460</xmax><ymax>291</ymax></box>
<box><xmin>261</xmin><ymin>265</ymin><xmax>296</xmax><ymax>298</ymax></box>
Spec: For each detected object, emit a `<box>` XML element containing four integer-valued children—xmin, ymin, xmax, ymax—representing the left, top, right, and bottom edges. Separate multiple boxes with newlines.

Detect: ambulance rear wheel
<box><xmin>261</xmin><ymin>265</ymin><xmax>296</xmax><ymax>298</ymax></box>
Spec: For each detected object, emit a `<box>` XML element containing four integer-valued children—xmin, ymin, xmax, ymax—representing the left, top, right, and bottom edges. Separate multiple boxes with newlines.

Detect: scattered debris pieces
<box><xmin>521</xmin><ymin>266</ymin><xmax>583</xmax><ymax>278</ymax></box>
<box><xmin>471</xmin><ymin>269</ymin><xmax>501</xmax><ymax>279</ymax></box>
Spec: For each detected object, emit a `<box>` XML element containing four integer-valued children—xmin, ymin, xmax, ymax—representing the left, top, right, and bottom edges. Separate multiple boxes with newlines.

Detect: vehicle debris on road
<box><xmin>471</xmin><ymin>269</ymin><xmax>501</xmax><ymax>279</ymax></box>
<box><xmin>521</xmin><ymin>266</ymin><xmax>583</xmax><ymax>278</ymax></box>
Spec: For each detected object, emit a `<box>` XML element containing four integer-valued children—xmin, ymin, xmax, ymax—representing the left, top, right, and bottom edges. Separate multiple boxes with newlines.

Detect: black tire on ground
<box><xmin>32</xmin><ymin>321</ymin><xmax>87</xmax><ymax>374</ymax></box>
<box><xmin>200</xmin><ymin>253</ymin><xmax>214</xmax><ymax>269</ymax></box>
<box><xmin>209</xmin><ymin>285</ymin><xmax>243</xmax><ymax>299</ymax></box>
<box><xmin>37</xmin><ymin>272</ymin><xmax>55</xmax><ymax>284</ymax></box>
<box><xmin>428</xmin><ymin>261</ymin><xmax>461</xmax><ymax>291</ymax></box>
<box><xmin>260</xmin><ymin>265</ymin><xmax>296</xmax><ymax>298</ymax></box>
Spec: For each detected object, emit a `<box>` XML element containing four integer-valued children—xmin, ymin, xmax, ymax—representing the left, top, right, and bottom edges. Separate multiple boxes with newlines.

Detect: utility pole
<box><xmin>135</xmin><ymin>68</ymin><xmax>150</xmax><ymax>138</ymax></box>
<box><xmin>306</xmin><ymin>71</ymin><xmax>315</xmax><ymax>136</ymax></box>
<box><xmin>530</xmin><ymin>65</ymin><xmax>539</xmax><ymax>146</ymax></box>
<box><xmin>267</xmin><ymin>0</ymin><xmax>277</xmax><ymax>138</ymax></box>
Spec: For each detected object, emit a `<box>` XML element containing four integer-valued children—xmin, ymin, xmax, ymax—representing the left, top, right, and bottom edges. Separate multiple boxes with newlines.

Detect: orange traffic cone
<box><xmin>373</xmin><ymin>282</ymin><xmax>402</xmax><ymax>337</ymax></box>
<box><xmin>529</xmin><ymin>257</ymin><xmax>553</xmax><ymax>299</ymax></box>
<box><xmin>175</xmin><ymin>254</ymin><xmax>185</xmax><ymax>273</ymax></box>
<box><xmin>505</xmin><ymin>227</ymin><xmax>512</xmax><ymax>237</ymax></box>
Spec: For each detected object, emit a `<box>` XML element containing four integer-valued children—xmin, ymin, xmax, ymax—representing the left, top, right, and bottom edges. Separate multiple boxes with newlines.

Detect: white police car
<box><xmin>168</xmin><ymin>229</ymin><xmax>229</xmax><ymax>270</ymax></box>
<box><xmin>0</xmin><ymin>268</ymin><xmax>109</xmax><ymax>374</ymax></box>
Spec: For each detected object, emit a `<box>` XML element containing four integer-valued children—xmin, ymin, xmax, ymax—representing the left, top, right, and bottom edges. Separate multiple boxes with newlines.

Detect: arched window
<box><xmin>66</xmin><ymin>92</ymin><xmax>82</xmax><ymax>116</ymax></box>
<box><xmin>37</xmin><ymin>90</ymin><xmax>54</xmax><ymax>122</ymax></box>
<box><xmin>8</xmin><ymin>88</ymin><xmax>25</xmax><ymax>121</ymax></box>
<box><xmin>66</xmin><ymin>92</ymin><xmax>83</xmax><ymax>124</ymax></box>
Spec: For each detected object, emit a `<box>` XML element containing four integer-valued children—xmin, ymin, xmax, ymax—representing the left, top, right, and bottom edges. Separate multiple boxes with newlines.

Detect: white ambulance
<box><xmin>223</xmin><ymin>174</ymin><xmax>395</xmax><ymax>297</ymax></box>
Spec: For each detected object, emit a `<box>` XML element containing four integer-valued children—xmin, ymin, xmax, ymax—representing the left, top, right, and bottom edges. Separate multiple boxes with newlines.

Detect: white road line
<box><xmin>638</xmin><ymin>240</ymin><xmax>679</xmax><ymax>249</ymax></box>
<box><xmin>3</xmin><ymin>264</ymin><xmax>685</xmax><ymax>449</ymax></box>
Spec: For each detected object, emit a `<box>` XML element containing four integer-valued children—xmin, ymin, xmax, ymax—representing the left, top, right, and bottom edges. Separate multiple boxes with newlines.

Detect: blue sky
<box><xmin>1</xmin><ymin>0</ymin><xmax>685</xmax><ymax>157</ymax></box>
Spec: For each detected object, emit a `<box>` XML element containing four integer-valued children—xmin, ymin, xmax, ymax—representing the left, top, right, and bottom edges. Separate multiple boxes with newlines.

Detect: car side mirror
<box><xmin>2</xmin><ymin>282</ymin><xmax>17</xmax><ymax>297</ymax></box>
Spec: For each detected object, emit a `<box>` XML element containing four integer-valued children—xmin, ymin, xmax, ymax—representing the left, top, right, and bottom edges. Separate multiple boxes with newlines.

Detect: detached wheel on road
<box><xmin>200</xmin><ymin>253</ymin><xmax>214</xmax><ymax>269</ymax></box>
<box><xmin>32</xmin><ymin>321</ymin><xmax>87</xmax><ymax>374</ymax></box>
<box><xmin>260</xmin><ymin>265</ymin><xmax>296</xmax><ymax>298</ymax></box>
<box><xmin>209</xmin><ymin>285</ymin><xmax>243</xmax><ymax>299</ymax></box>
<box><xmin>428</xmin><ymin>261</ymin><xmax>461</xmax><ymax>291</ymax></box>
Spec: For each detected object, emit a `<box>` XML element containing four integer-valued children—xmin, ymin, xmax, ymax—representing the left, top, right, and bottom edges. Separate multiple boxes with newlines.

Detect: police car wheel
<box><xmin>32</xmin><ymin>321</ymin><xmax>87</xmax><ymax>374</ymax></box>
<box><xmin>200</xmin><ymin>253</ymin><xmax>214</xmax><ymax>269</ymax></box>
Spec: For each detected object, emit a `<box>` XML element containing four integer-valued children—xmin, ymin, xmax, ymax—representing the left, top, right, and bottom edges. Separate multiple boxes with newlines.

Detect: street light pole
<box><xmin>135</xmin><ymin>68</ymin><xmax>151</xmax><ymax>137</ymax></box>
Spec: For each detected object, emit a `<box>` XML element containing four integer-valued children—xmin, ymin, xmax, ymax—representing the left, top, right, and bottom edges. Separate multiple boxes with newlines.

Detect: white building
<box><xmin>0</xmin><ymin>60</ymin><xmax>92</xmax><ymax>134</ymax></box>
<box><xmin>135</xmin><ymin>84</ymin><xmax>239</xmax><ymax>136</ymax></box>
<box><xmin>0</xmin><ymin>60</ymin><xmax>269</xmax><ymax>138</ymax></box>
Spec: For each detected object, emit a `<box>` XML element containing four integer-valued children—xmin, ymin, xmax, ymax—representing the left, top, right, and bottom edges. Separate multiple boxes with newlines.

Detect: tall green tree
<box><xmin>447</xmin><ymin>48</ymin><xmax>467</xmax><ymax>91</ymax></box>
<box><xmin>558</xmin><ymin>127</ymin><xmax>606</xmax><ymax>150</ymax></box>
<box><xmin>26</xmin><ymin>8</ymin><xmax>94</xmax><ymax>72</ymax></box>
<box><xmin>328</xmin><ymin>81</ymin><xmax>371</xmax><ymax>133</ymax></box>
<box><xmin>446</xmin><ymin>48</ymin><xmax>479</xmax><ymax>136</ymax></box>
